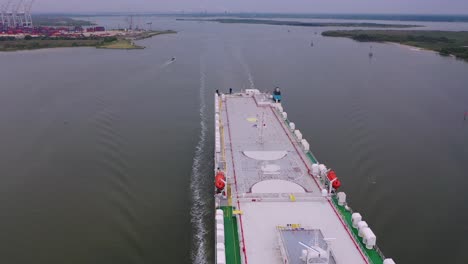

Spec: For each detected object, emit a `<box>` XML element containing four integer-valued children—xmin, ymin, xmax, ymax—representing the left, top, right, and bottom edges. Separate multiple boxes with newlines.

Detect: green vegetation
<box><xmin>0</xmin><ymin>36</ymin><xmax>114</xmax><ymax>51</ymax></box>
<box><xmin>0</xmin><ymin>30</ymin><xmax>177</xmax><ymax>51</ymax></box>
<box><xmin>177</xmin><ymin>18</ymin><xmax>419</xmax><ymax>28</ymax></box>
<box><xmin>32</xmin><ymin>15</ymin><xmax>95</xmax><ymax>26</ymax></box>
<box><xmin>323</xmin><ymin>30</ymin><xmax>468</xmax><ymax>61</ymax></box>
<box><xmin>97</xmin><ymin>39</ymin><xmax>144</xmax><ymax>50</ymax></box>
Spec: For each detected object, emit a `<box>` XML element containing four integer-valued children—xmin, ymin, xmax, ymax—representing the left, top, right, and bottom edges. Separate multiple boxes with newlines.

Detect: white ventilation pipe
<box><xmin>294</xmin><ymin>130</ymin><xmax>303</xmax><ymax>141</ymax></box>
<box><xmin>318</xmin><ymin>164</ymin><xmax>328</xmax><ymax>178</ymax></box>
<box><xmin>351</xmin><ymin>213</ymin><xmax>362</xmax><ymax>228</ymax></box>
<box><xmin>311</xmin><ymin>164</ymin><xmax>319</xmax><ymax>177</ymax></box>
<box><xmin>289</xmin><ymin>122</ymin><xmax>295</xmax><ymax>130</ymax></box>
<box><xmin>301</xmin><ymin>139</ymin><xmax>310</xmax><ymax>151</ymax></box>
<box><xmin>357</xmin><ymin>221</ymin><xmax>369</xmax><ymax>237</ymax></box>
<box><xmin>362</xmin><ymin>227</ymin><xmax>376</xmax><ymax>249</ymax></box>
<box><xmin>337</xmin><ymin>192</ymin><xmax>346</xmax><ymax>206</ymax></box>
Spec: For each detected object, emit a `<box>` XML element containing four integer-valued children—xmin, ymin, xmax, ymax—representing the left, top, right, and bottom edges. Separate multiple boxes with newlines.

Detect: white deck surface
<box><xmin>219</xmin><ymin>93</ymin><xmax>367</xmax><ymax>264</ymax></box>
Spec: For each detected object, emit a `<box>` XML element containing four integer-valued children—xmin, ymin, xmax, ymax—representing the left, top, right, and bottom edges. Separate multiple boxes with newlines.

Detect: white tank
<box><xmin>215</xmin><ymin>214</ymin><xmax>223</xmax><ymax>223</ymax></box>
<box><xmin>216</xmin><ymin>230</ymin><xmax>225</xmax><ymax>243</ymax></box>
<box><xmin>216</xmin><ymin>223</ymin><xmax>224</xmax><ymax>231</ymax></box>
<box><xmin>383</xmin><ymin>259</ymin><xmax>396</xmax><ymax>264</ymax></box>
<box><xmin>216</xmin><ymin>242</ymin><xmax>225</xmax><ymax>251</ymax></box>
<box><xmin>216</xmin><ymin>250</ymin><xmax>226</xmax><ymax>264</ymax></box>
<box><xmin>311</xmin><ymin>164</ymin><xmax>319</xmax><ymax>177</ymax></box>
<box><xmin>337</xmin><ymin>192</ymin><xmax>346</xmax><ymax>206</ymax></box>
<box><xmin>289</xmin><ymin>122</ymin><xmax>295</xmax><ymax>130</ymax></box>
<box><xmin>362</xmin><ymin>227</ymin><xmax>376</xmax><ymax>249</ymax></box>
<box><xmin>301</xmin><ymin>139</ymin><xmax>310</xmax><ymax>151</ymax></box>
<box><xmin>216</xmin><ymin>209</ymin><xmax>223</xmax><ymax>215</ymax></box>
<box><xmin>282</xmin><ymin>112</ymin><xmax>288</xmax><ymax>120</ymax></box>
<box><xmin>276</xmin><ymin>104</ymin><xmax>283</xmax><ymax>113</ymax></box>
<box><xmin>318</xmin><ymin>164</ymin><xmax>327</xmax><ymax>178</ymax></box>
<box><xmin>357</xmin><ymin>221</ymin><xmax>369</xmax><ymax>237</ymax></box>
<box><xmin>321</xmin><ymin>189</ymin><xmax>328</xmax><ymax>197</ymax></box>
<box><xmin>351</xmin><ymin>213</ymin><xmax>362</xmax><ymax>228</ymax></box>
<box><xmin>294</xmin><ymin>130</ymin><xmax>303</xmax><ymax>141</ymax></box>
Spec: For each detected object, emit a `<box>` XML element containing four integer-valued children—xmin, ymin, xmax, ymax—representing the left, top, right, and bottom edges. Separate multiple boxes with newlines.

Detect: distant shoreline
<box><xmin>322</xmin><ymin>30</ymin><xmax>468</xmax><ymax>62</ymax></box>
<box><xmin>176</xmin><ymin>18</ymin><xmax>420</xmax><ymax>28</ymax></box>
<box><xmin>35</xmin><ymin>13</ymin><xmax>468</xmax><ymax>23</ymax></box>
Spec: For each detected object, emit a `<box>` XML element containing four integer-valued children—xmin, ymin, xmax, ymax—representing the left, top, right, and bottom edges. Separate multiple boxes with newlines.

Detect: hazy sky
<box><xmin>31</xmin><ymin>0</ymin><xmax>468</xmax><ymax>14</ymax></box>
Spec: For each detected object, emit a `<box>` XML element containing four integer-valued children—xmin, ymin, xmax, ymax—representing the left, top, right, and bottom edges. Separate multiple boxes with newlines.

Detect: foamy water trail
<box><xmin>190</xmin><ymin>57</ymin><xmax>210</xmax><ymax>264</ymax></box>
<box><xmin>159</xmin><ymin>59</ymin><xmax>176</xmax><ymax>69</ymax></box>
<box><xmin>235</xmin><ymin>47</ymin><xmax>256</xmax><ymax>89</ymax></box>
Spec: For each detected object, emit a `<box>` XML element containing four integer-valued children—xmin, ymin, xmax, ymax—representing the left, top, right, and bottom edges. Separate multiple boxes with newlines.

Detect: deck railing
<box><xmin>276</xmin><ymin>107</ymin><xmax>386</xmax><ymax>264</ymax></box>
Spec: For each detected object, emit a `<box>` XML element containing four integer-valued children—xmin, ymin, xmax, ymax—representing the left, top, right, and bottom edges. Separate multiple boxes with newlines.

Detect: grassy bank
<box><xmin>322</xmin><ymin>30</ymin><xmax>468</xmax><ymax>61</ymax></box>
<box><xmin>0</xmin><ymin>37</ymin><xmax>107</xmax><ymax>51</ymax></box>
<box><xmin>97</xmin><ymin>39</ymin><xmax>144</xmax><ymax>49</ymax></box>
<box><xmin>177</xmin><ymin>18</ymin><xmax>419</xmax><ymax>28</ymax></box>
<box><xmin>0</xmin><ymin>30</ymin><xmax>176</xmax><ymax>51</ymax></box>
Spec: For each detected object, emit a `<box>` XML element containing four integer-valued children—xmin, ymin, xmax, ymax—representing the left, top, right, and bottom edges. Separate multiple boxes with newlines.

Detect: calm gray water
<box><xmin>0</xmin><ymin>17</ymin><xmax>468</xmax><ymax>264</ymax></box>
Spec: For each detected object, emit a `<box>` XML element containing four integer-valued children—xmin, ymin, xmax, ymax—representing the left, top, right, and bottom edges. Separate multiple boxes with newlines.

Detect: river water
<box><xmin>0</xmin><ymin>16</ymin><xmax>467</xmax><ymax>264</ymax></box>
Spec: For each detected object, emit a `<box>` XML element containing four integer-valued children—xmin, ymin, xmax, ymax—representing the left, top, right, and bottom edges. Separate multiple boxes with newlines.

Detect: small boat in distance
<box><xmin>171</xmin><ymin>57</ymin><xmax>176</xmax><ymax>61</ymax></box>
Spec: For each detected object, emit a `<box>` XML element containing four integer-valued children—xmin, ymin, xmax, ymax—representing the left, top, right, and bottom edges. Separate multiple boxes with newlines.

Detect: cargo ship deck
<box><xmin>215</xmin><ymin>91</ymin><xmax>371</xmax><ymax>264</ymax></box>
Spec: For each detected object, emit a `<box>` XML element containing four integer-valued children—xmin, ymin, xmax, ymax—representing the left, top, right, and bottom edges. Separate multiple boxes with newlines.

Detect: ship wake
<box><xmin>190</xmin><ymin>57</ymin><xmax>212</xmax><ymax>264</ymax></box>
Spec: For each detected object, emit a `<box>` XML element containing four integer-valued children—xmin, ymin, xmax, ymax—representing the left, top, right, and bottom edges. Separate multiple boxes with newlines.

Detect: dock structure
<box><xmin>214</xmin><ymin>90</ymin><xmax>394</xmax><ymax>264</ymax></box>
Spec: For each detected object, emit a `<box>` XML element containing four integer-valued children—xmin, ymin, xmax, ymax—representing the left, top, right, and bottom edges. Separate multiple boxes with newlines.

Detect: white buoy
<box><xmin>282</xmin><ymin>112</ymin><xmax>288</xmax><ymax>120</ymax></box>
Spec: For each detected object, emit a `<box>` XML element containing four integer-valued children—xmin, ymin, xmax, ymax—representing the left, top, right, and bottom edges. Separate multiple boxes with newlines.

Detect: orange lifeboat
<box><xmin>327</xmin><ymin>170</ymin><xmax>341</xmax><ymax>190</ymax></box>
<box><xmin>215</xmin><ymin>171</ymin><xmax>226</xmax><ymax>190</ymax></box>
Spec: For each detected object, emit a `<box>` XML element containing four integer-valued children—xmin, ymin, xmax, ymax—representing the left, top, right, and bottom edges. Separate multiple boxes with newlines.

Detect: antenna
<box><xmin>257</xmin><ymin>112</ymin><xmax>266</xmax><ymax>145</ymax></box>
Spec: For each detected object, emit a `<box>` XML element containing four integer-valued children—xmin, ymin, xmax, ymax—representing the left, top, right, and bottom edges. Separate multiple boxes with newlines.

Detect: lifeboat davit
<box><xmin>327</xmin><ymin>170</ymin><xmax>341</xmax><ymax>190</ymax></box>
<box><xmin>215</xmin><ymin>171</ymin><xmax>226</xmax><ymax>190</ymax></box>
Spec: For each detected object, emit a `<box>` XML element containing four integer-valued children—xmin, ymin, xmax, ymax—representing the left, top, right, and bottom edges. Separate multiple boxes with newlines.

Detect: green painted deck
<box><xmin>221</xmin><ymin>206</ymin><xmax>242</xmax><ymax>264</ymax></box>
<box><xmin>306</xmin><ymin>152</ymin><xmax>318</xmax><ymax>164</ymax></box>
<box><xmin>331</xmin><ymin>197</ymin><xmax>385</xmax><ymax>264</ymax></box>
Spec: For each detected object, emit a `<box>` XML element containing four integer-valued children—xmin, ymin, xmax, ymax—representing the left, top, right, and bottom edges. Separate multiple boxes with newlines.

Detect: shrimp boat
<box><xmin>213</xmin><ymin>88</ymin><xmax>395</xmax><ymax>264</ymax></box>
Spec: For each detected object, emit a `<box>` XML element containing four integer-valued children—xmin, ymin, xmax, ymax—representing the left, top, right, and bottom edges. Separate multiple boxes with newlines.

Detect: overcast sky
<box><xmin>29</xmin><ymin>0</ymin><xmax>468</xmax><ymax>14</ymax></box>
